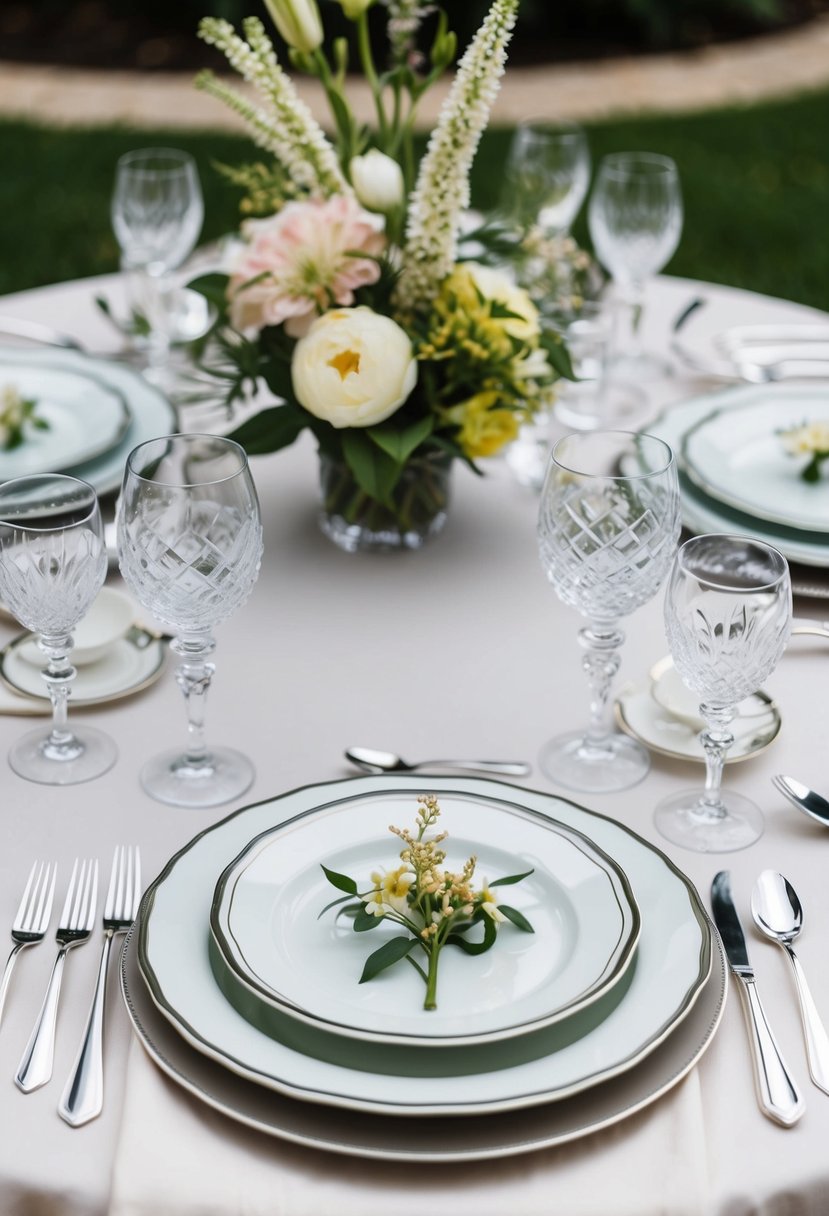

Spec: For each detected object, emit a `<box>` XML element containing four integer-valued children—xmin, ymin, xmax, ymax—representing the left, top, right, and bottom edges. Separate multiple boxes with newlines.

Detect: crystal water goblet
<box><xmin>502</xmin><ymin>121</ymin><xmax>591</xmax><ymax>236</ymax></box>
<box><xmin>117</xmin><ymin>434</ymin><xmax>263</xmax><ymax>808</ymax></box>
<box><xmin>111</xmin><ymin>148</ymin><xmax>204</xmax><ymax>370</ymax></box>
<box><xmin>537</xmin><ymin>430</ymin><xmax>680</xmax><ymax>793</ymax></box>
<box><xmin>587</xmin><ymin>152</ymin><xmax>683</xmax><ymax>381</ymax></box>
<box><xmin>654</xmin><ymin>534</ymin><xmax>791</xmax><ymax>853</ymax></box>
<box><xmin>0</xmin><ymin>475</ymin><xmax>117</xmax><ymax>785</ymax></box>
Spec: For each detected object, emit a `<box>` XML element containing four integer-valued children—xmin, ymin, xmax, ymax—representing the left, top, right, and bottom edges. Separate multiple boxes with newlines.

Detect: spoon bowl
<box><xmin>344</xmin><ymin>747</ymin><xmax>531</xmax><ymax>778</ymax></box>
<box><xmin>772</xmin><ymin>774</ymin><xmax>829</xmax><ymax>827</ymax></box>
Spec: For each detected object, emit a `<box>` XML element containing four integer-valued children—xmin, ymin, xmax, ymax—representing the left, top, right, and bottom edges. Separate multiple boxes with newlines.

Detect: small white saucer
<box><xmin>1</xmin><ymin>628</ymin><xmax>166</xmax><ymax>708</ymax></box>
<box><xmin>615</xmin><ymin>657</ymin><xmax>781</xmax><ymax>764</ymax></box>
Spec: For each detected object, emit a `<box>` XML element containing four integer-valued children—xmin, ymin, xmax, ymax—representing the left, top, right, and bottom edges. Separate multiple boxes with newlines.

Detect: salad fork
<box><xmin>58</xmin><ymin>846</ymin><xmax>141</xmax><ymax>1126</ymax></box>
<box><xmin>0</xmin><ymin>861</ymin><xmax>57</xmax><ymax>1030</ymax></box>
<box><xmin>15</xmin><ymin>858</ymin><xmax>98</xmax><ymax>1093</ymax></box>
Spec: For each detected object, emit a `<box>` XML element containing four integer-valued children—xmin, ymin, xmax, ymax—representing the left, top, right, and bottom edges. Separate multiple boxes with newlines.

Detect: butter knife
<box><xmin>711</xmin><ymin>871</ymin><xmax>805</xmax><ymax>1127</ymax></box>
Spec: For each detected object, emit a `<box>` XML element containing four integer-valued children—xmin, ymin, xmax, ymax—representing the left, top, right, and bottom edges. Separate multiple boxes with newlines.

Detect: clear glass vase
<box><xmin>318</xmin><ymin>451</ymin><xmax>452</xmax><ymax>553</ymax></box>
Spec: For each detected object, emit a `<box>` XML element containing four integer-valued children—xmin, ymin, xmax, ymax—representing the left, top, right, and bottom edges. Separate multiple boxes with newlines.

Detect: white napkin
<box><xmin>109</xmin><ymin>1038</ymin><xmax>710</xmax><ymax>1216</ymax></box>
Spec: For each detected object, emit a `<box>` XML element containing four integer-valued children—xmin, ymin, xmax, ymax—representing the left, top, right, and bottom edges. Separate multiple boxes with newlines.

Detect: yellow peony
<box><xmin>447</xmin><ymin>390</ymin><xmax>522</xmax><ymax>460</ymax></box>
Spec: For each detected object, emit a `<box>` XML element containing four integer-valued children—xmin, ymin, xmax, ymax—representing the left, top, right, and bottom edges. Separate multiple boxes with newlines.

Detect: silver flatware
<box><xmin>716</xmin><ymin>324</ymin><xmax>829</xmax><ymax>354</ymax></box>
<box><xmin>710</xmin><ymin>870</ymin><xmax>804</xmax><ymax>1126</ymax></box>
<box><xmin>791</xmin><ymin>619</ymin><xmax>829</xmax><ymax>640</ymax></box>
<box><xmin>345</xmin><ymin>746</ymin><xmax>531</xmax><ymax>778</ymax></box>
<box><xmin>0</xmin><ymin>862</ymin><xmax>57</xmax><ymax>1030</ymax></box>
<box><xmin>772</xmin><ymin>774</ymin><xmax>829</xmax><ymax>827</ymax></box>
<box><xmin>0</xmin><ymin>315</ymin><xmax>83</xmax><ymax>350</ymax></box>
<box><xmin>59</xmin><ymin>846</ymin><xmax>141</xmax><ymax>1127</ymax></box>
<box><xmin>751</xmin><ymin>870</ymin><xmax>829</xmax><ymax>1095</ymax></box>
<box><xmin>671</xmin><ymin>337</ymin><xmax>829</xmax><ymax>384</ymax></box>
<box><xmin>15</xmin><ymin>859</ymin><xmax>98</xmax><ymax>1094</ymax></box>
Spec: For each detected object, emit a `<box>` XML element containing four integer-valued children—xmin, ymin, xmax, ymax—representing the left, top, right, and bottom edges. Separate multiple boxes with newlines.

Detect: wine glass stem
<box><xmin>698</xmin><ymin>702</ymin><xmax>736</xmax><ymax>815</ymax></box>
<box><xmin>39</xmin><ymin>634</ymin><xmax>79</xmax><ymax>755</ymax></box>
<box><xmin>579</xmin><ymin>621</ymin><xmax>624</xmax><ymax>743</ymax></box>
<box><xmin>172</xmin><ymin>634</ymin><xmax>216</xmax><ymax>768</ymax></box>
<box><xmin>619</xmin><ymin>281</ymin><xmax>645</xmax><ymax>359</ymax></box>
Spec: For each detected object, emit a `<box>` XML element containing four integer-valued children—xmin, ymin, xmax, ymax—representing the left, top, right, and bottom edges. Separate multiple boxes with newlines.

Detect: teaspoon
<box><xmin>772</xmin><ymin>775</ymin><xmax>829</xmax><ymax>827</ymax></box>
<box><xmin>751</xmin><ymin>870</ymin><xmax>829</xmax><ymax>1095</ymax></box>
<box><xmin>345</xmin><ymin>747</ymin><xmax>531</xmax><ymax>778</ymax></box>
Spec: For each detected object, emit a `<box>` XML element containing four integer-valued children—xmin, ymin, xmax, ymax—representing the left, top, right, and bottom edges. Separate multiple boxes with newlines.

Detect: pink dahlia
<box><xmin>227</xmin><ymin>195</ymin><xmax>386</xmax><ymax>337</ymax></box>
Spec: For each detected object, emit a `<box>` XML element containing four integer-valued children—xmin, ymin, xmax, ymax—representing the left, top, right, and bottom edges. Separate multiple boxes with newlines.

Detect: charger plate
<box><xmin>122</xmin><ymin>920</ymin><xmax>726</xmax><ymax>1162</ymax></box>
<box><xmin>137</xmin><ymin>775</ymin><xmax>714</xmax><ymax>1118</ymax></box>
<box><xmin>210</xmin><ymin>793</ymin><xmax>641</xmax><ymax>1048</ymax></box>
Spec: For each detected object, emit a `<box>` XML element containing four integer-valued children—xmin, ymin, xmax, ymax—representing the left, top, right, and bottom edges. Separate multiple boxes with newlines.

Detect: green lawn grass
<box><xmin>2</xmin><ymin>84</ymin><xmax>829</xmax><ymax>310</ymax></box>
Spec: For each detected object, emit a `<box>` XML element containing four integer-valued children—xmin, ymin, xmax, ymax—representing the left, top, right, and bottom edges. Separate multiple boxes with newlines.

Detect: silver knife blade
<box><xmin>711</xmin><ymin>871</ymin><xmax>753</xmax><ymax>977</ymax></box>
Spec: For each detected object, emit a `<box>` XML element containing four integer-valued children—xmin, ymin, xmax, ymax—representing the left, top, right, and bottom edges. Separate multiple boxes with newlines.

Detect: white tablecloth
<box><xmin>0</xmin><ymin>273</ymin><xmax>828</xmax><ymax>1215</ymax></box>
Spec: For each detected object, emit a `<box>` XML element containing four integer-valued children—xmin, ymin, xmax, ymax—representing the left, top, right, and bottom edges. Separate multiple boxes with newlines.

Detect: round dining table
<box><xmin>0</xmin><ymin>270</ymin><xmax>828</xmax><ymax>1216</ymax></box>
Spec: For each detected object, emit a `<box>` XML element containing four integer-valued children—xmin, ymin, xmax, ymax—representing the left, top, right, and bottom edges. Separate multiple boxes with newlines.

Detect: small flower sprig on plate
<box><xmin>0</xmin><ymin>384</ymin><xmax>49</xmax><ymax>451</ymax></box>
<box><xmin>780</xmin><ymin>420</ymin><xmax>829</xmax><ymax>483</ymax></box>
<box><xmin>320</xmin><ymin>794</ymin><xmax>534</xmax><ymax>1011</ymax></box>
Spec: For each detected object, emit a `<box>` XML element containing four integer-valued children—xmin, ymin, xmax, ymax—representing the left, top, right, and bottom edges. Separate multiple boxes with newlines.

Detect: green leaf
<box><xmin>359</xmin><ymin>936</ymin><xmax>418</xmax><ymax>983</ymax></box>
<box><xmin>541</xmin><ymin>330</ymin><xmax>576</xmax><ymax>380</ymax></box>
<box><xmin>447</xmin><ymin>911</ymin><xmax>498</xmax><ymax>955</ymax></box>
<box><xmin>367</xmin><ymin>416</ymin><xmax>433</xmax><ymax>464</ymax></box>
<box><xmin>317</xmin><ymin>894</ymin><xmax>360</xmax><ymax>919</ymax></box>
<box><xmin>499</xmin><ymin>905</ymin><xmax>535</xmax><ymax>933</ymax></box>
<box><xmin>341</xmin><ymin>429</ymin><xmax>402</xmax><ymax>505</ymax></box>
<box><xmin>353</xmin><ymin>907</ymin><xmax>385</xmax><ymax>932</ymax></box>
<box><xmin>227</xmin><ymin>404</ymin><xmax>306</xmax><ymax>455</ymax></box>
<box><xmin>188</xmin><ymin>272</ymin><xmax>230</xmax><ymax>311</ymax></box>
<box><xmin>489</xmin><ymin>868</ymin><xmax>534</xmax><ymax>888</ymax></box>
<box><xmin>320</xmin><ymin>865</ymin><xmax>358</xmax><ymax>895</ymax></box>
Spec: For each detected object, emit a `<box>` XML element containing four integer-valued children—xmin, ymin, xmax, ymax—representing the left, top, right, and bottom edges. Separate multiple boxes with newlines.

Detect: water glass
<box><xmin>587</xmin><ymin>152</ymin><xmax>682</xmax><ymax>380</ymax></box>
<box><xmin>552</xmin><ymin>302</ymin><xmax>648</xmax><ymax>432</ymax></box>
<box><xmin>537</xmin><ymin>431</ymin><xmax>680</xmax><ymax>792</ymax></box>
<box><xmin>502</xmin><ymin>122</ymin><xmax>591</xmax><ymax>235</ymax></box>
<box><xmin>0</xmin><ymin>475</ymin><xmax>117</xmax><ymax>785</ymax></box>
<box><xmin>117</xmin><ymin>434</ymin><xmax>263</xmax><ymax>808</ymax></box>
<box><xmin>654</xmin><ymin>534</ymin><xmax>791</xmax><ymax>853</ymax></box>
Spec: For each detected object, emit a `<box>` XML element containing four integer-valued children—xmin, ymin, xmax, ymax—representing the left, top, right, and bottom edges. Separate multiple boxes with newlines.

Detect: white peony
<box><xmin>349</xmin><ymin>149</ymin><xmax>405</xmax><ymax>213</ymax></box>
<box><xmin>291</xmin><ymin>307</ymin><xmax>417</xmax><ymax>428</ymax></box>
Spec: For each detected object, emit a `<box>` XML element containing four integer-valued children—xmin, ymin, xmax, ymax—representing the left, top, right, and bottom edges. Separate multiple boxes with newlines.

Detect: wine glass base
<box><xmin>654</xmin><ymin>789</ymin><xmax>765</xmax><ymax>853</ymax></box>
<box><xmin>140</xmin><ymin>745</ymin><xmax>255</xmax><ymax>808</ymax></box>
<box><xmin>539</xmin><ymin>730</ymin><xmax>650</xmax><ymax>794</ymax></box>
<box><xmin>554</xmin><ymin>382</ymin><xmax>650</xmax><ymax>433</ymax></box>
<box><xmin>9</xmin><ymin>724</ymin><xmax>118</xmax><ymax>786</ymax></box>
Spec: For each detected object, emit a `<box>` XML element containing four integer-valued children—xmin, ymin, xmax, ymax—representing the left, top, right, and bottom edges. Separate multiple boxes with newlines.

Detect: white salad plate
<box><xmin>647</xmin><ymin>384</ymin><xmax>829</xmax><ymax>568</ymax></box>
<box><xmin>0</xmin><ymin>360</ymin><xmax>131</xmax><ymax>479</ymax></box>
<box><xmin>1</xmin><ymin>626</ymin><xmax>166</xmax><ymax>706</ymax></box>
<box><xmin>682</xmin><ymin>396</ymin><xmax>829</xmax><ymax>533</ymax></box>
<box><xmin>122</xmin><ymin>919</ymin><xmax>726</xmax><ymax>1162</ymax></box>
<box><xmin>210</xmin><ymin>795</ymin><xmax>641</xmax><ymax>1048</ymax></box>
<box><xmin>0</xmin><ymin>347</ymin><xmax>177</xmax><ymax>496</ymax></box>
<box><xmin>137</xmin><ymin>775</ymin><xmax>714</xmax><ymax>1118</ymax></box>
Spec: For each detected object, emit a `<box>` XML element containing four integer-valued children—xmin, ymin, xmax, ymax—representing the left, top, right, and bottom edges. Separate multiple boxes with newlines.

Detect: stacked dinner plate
<box><xmin>121</xmin><ymin>774</ymin><xmax>727</xmax><ymax>1162</ymax></box>
<box><xmin>648</xmin><ymin>383</ymin><xmax>829</xmax><ymax>573</ymax></box>
<box><xmin>0</xmin><ymin>347</ymin><xmax>176</xmax><ymax>496</ymax></box>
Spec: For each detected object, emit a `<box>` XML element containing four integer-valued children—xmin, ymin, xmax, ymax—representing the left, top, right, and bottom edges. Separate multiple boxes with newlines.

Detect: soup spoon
<box><xmin>772</xmin><ymin>775</ymin><xmax>829</xmax><ymax>827</ymax></box>
<box><xmin>345</xmin><ymin>747</ymin><xmax>531</xmax><ymax>777</ymax></box>
<box><xmin>751</xmin><ymin>870</ymin><xmax>829</xmax><ymax>1094</ymax></box>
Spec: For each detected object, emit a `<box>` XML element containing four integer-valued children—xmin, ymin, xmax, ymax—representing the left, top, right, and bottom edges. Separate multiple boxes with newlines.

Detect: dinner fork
<box><xmin>15</xmin><ymin>858</ymin><xmax>98</xmax><ymax>1093</ymax></box>
<box><xmin>0</xmin><ymin>861</ymin><xmax>57</xmax><ymax>1030</ymax></box>
<box><xmin>58</xmin><ymin>846</ymin><xmax>141</xmax><ymax>1126</ymax></box>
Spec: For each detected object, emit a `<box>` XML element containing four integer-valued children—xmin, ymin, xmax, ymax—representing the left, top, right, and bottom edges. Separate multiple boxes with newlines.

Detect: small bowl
<box><xmin>649</xmin><ymin>657</ymin><xmax>705</xmax><ymax>731</ymax></box>
<box><xmin>17</xmin><ymin>586</ymin><xmax>136</xmax><ymax>668</ymax></box>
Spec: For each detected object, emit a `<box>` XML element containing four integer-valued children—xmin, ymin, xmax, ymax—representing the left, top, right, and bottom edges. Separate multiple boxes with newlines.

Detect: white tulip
<box><xmin>292</xmin><ymin>307</ymin><xmax>417</xmax><ymax>429</ymax></box>
<box><xmin>334</xmin><ymin>0</ymin><xmax>374</xmax><ymax>17</ymax></box>
<box><xmin>349</xmin><ymin>150</ymin><xmax>405</xmax><ymax>214</ymax></box>
<box><xmin>263</xmin><ymin>0</ymin><xmax>323</xmax><ymax>53</ymax></box>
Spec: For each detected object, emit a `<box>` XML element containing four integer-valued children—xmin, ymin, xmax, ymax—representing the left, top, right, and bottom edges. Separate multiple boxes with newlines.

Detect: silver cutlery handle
<box><xmin>16</xmin><ymin>946</ymin><xmax>68</xmax><ymax>1093</ymax></box>
<box><xmin>58</xmin><ymin>932</ymin><xmax>114</xmax><ymax>1127</ymax></box>
<box><xmin>0</xmin><ymin>942</ymin><xmax>24</xmax><ymax>1029</ymax></box>
<box><xmin>784</xmin><ymin>944</ymin><xmax>829</xmax><ymax>1096</ymax></box>
<box><xmin>738</xmin><ymin>977</ymin><xmax>805</xmax><ymax>1126</ymax></box>
<box><xmin>428</xmin><ymin>760</ymin><xmax>531</xmax><ymax>777</ymax></box>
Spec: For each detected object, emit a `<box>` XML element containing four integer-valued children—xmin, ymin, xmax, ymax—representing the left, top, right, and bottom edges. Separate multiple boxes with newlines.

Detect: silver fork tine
<box><xmin>59</xmin><ymin>847</ymin><xmax>142</xmax><ymax>1127</ymax></box>
<box><xmin>0</xmin><ymin>862</ymin><xmax>57</xmax><ymax>1030</ymax></box>
<box><xmin>16</xmin><ymin>859</ymin><xmax>98</xmax><ymax>1093</ymax></box>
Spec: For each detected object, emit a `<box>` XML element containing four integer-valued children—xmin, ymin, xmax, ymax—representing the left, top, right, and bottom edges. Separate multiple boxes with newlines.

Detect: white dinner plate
<box><xmin>0</xmin><ymin>627</ymin><xmax>166</xmax><ymax>706</ymax></box>
<box><xmin>0</xmin><ymin>347</ymin><xmax>176</xmax><ymax>497</ymax></box>
<box><xmin>682</xmin><ymin>396</ymin><xmax>829</xmax><ymax>533</ymax></box>
<box><xmin>0</xmin><ymin>360</ymin><xmax>132</xmax><ymax>479</ymax></box>
<box><xmin>647</xmin><ymin>384</ymin><xmax>829</xmax><ymax>567</ymax></box>
<box><xmin>211</xmin><ymin>795</ymin><xmax>641</xmax><ymax>1048</ymax></box>
<box><xmin>137</xmin><ymin>775</ymin><xmax>713</xmax><ymax>1118</ymax></box>
<box><xmin>122</xmin><ymin>920</ymin><xmax>726</xmax><ymax>1162</ymax></box>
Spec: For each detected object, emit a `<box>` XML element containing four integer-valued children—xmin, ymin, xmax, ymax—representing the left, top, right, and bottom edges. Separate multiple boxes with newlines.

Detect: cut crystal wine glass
<box><xmin>537</xmin><ymin>430</ymin><xmax>680</xmax><ymax>793</ymax></box>
<box><xmin>117</xmin><ymin>434</ymin><xmax>263</xmax><ymax>808</ymax></box>
<box><xmin>587</xmin><ymin>152</ymin><xmax>682</xmax><ymax>381</ymax></box>
<box><xmin>0</xmin><ymin>475</ymin><xmax>117</xmax><ymax>785</ymax></box>
<box><xmin>654</xmin><ymin>534</ymin><xmax>791</xmax><ymax>853</ymax></box>
<box><xmin>502</xmin><ymin>122</ymin><xmax>591</xmax><ymax>236</ymax></box>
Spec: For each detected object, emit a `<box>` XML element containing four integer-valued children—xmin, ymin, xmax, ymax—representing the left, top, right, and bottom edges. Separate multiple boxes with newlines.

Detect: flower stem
<box><xmin>424</xmin><ymin>942</ymin><xmax>440</xmax><ymax>1010</ymax></box>
<box><xmin>357</xmin><ymin>12</ymin><xmax>389</xmax><ymax>146</ymax></box>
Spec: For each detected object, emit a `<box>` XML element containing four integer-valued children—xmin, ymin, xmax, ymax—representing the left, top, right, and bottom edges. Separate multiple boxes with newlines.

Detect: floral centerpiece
<box><xmin>192</xmin><ymin>0</ymin><xmax>572</xmax><ymax>552</ymax></box>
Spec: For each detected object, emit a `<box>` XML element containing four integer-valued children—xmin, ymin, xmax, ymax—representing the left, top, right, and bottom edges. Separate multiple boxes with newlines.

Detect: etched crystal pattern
<box><xmin>538</xmin><ymin>478</ymin><xmax>679</xmax><ymax>621</ymax></box>
<box><xmin>119</xmin><ymin>498</ymin><xmax>263</xmax><ymax>633</ymax></box>
<box><xmin>0</xmin><ymin>530</ymin><xmax>105</xmax><ymax>635</ymax></box>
